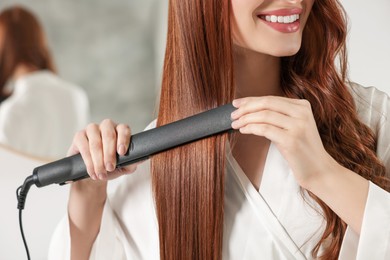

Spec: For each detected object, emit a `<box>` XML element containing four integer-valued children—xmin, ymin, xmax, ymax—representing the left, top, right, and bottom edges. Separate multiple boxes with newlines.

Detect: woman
<box><xmin>0</xmin><ymin>6</ymin><xmax>89</xmax><ymax>159</ymax></box>
<box><xmin>50</xmin><ymin>0</ymin><xmax>390</xmax><ymax>259</ymax></box>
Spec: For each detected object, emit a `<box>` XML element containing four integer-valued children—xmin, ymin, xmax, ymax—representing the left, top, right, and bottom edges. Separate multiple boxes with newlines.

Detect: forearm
<box><xmin>305</xmin><ymin>158</ymin><xmax>369</xmax><ymax>234</ymax></box>
<box><xmin>68</xmin><ymin>180</ymin><xmax>107</xmax><ymax>260</ymax></box>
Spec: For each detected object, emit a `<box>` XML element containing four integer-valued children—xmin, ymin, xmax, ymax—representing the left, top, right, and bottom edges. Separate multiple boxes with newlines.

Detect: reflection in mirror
<box><xmin>0</xmin><ymin>6</ymin><xmax>89</xmax><ymax>159</ymax></box>
<box><xmin>0</xmin><ymin>0</ymin><xmax>168</xmax><ymax>160</ymax></box>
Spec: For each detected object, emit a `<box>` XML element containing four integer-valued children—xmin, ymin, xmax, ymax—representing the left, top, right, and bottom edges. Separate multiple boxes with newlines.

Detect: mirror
<box><xmin>0</xmin><ymin>0</ymin><xmax>168</xmax><ymax>160</ymax></box>
<box><xmin>0</xmin><ymin>1</ymin><xmax>167</xmax><ymax>259</ymax></box>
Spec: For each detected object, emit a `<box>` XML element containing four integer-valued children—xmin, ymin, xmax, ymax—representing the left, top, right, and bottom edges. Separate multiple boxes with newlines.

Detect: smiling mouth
<box><xmin>258</xmin><ymin>14</ymin><xmax>300</xmax><ymax>24</ymax></box>
<box><xmin>256</xmin><ymin>12</ymin><xmax>301</xmax><ymax>33</ymax></box>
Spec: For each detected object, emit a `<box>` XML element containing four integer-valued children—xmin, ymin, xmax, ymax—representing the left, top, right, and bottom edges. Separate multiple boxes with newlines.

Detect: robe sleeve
<box><xmin>48</xmin><ymin>199</ymin><xmax>126</xmax><ymax>260</ymax></box>
<box><xmin>340</xmin><ymin>182</ymin><xmax>390</xmax><ymax>259</ymax></box>
<box><xmin>349</xmin><ymin>83</ymin><xmax>390</xmax><ymax>177</ymax></box>
<box><xmin>340</xmin><ymin>84</ymin><xmax>390</xmax><ymax>259</ymax></box>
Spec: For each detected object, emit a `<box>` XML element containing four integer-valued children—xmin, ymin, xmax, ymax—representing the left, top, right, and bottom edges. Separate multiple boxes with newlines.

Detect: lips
<box><xmin>257</xmin><ymin>8</ymin><xmax>303</xmax><ymax>33</ymax></box>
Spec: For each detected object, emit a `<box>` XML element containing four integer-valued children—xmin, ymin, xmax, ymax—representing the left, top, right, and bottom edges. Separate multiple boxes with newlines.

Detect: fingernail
<box><xmin>231</xmin><ymin>110</ymin><xmax>239</xmax><ymax>120</ymax></box>
<box><xmin>231</xmin><ymin>120</ymin><xmax>239</xmax><ymax>129</ymax></box>
<box><xmin>106</xmin><ymin>162</ymin><xmax>115</xmax><ymax>172</ymax></box>
<box><xmin>232</xmin><ymin>99</ymin><xmax>241</xmax><ymax>108</ymax></box>
<box><xmin>118</xmin><ymin>144</ymin><xmax>126</xmax><ymax>155</ymax></box>
<box><xmin>99</xmin><ymin>174</ymin><xmax>106</xmax><ymax>180</ymax></box>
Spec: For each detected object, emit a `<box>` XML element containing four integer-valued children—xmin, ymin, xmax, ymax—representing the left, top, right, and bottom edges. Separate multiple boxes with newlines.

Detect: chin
<box><xmin>262</xmin><ymin>41</ymin><xmax>302</xmax><ymax>57</ymax></box>
<box><xmin>271</xmin><ymin>48</ymin><xmax>300</xmax><ymax>57</ymax></box>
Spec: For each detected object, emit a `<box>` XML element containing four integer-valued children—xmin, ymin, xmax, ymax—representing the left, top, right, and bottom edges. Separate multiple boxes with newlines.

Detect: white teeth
<box><xmin>263</xmin><ymin>14</ymin><xmax>300</xmax><ymax>24</ymax></box>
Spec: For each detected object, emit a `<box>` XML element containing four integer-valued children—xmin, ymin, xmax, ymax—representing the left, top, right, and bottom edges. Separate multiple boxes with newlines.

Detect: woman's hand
<box><xmin>68</xmin><ymin>118</ymin><xmax>139</xmax><ymax>259</ymax></box>
<box><xmin>67</xmin><ymin>119</ymin><xmax>138</xmax><ymax>182</ymax></box>
<box><xmin>231</xmin><ymin>96</ymin><xmax>371</xmax><ymax>234</ymax></box>
<box><xmin>231</xmin><ymin>96</ymin><xmax>337</xmax><ymax>189</ymax></box>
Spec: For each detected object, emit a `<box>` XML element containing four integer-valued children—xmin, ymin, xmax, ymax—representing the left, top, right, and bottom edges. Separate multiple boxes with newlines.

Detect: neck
<box><xmin>233</xmin><ymin>45</ymin><xmax>281</xmax><ymax>98</ymax></box>
<box><xmin>231</xmin><ymin>45</ymin><xmax>281</xmax><ymax>190</ymax></box>
<box><xmin>12</xmin><ymin>63</ymin><xmax>39</xmax><ymax>80</ymax></box>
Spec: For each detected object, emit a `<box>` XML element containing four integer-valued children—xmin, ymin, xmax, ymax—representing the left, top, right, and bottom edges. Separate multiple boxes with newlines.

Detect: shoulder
<box><xmin>348</xmin><ymin>82</ymin><xmax>390</xmax><ymax>167</ymax></box>
<box><xmin>348</xmin><ymin>82</ymin><xmax>389</xmax><ymax>108</ymax></box>
<box><xmin>347</xmin><ymin>82</ymin><xmax>389</xmax><ymax>132</ymax></box>
<box><xmin>45</xmin><ymin>72</ymin><xmax>88</xmax><ymax>98</ymax></box>
<box><xmin>23</xmin><ymin>71</ymin><xmax>87</xmax><ymax>97</ymax></box>
<box><xmin>22</xmin><ymin>71</ymin><xmax>89</xmax><ymax>113</ymax></box>
<box><xmin>0</xmin><ymin>90</ymin><xmax>26</xmax><ymax>126</ymax></box>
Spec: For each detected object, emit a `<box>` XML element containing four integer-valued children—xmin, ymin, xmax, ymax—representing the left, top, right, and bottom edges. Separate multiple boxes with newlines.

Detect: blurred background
<box><xmin>0</xmin><ymin>0</ymin><xmax>168</xmax><ymax>134</ymax></box>
<box><xmin>0</xmin><ymin>0</ymin><xmax>389</xmax><ymax>259</ymax></box>
<box><xmin>342</xmin><ymin>0</ymin><xmax>390</xmax><ymax>92</ymax></box>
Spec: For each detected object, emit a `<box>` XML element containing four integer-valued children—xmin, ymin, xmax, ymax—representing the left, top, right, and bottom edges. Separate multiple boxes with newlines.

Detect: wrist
<box><xmin>301</xmin><ymin>155</ymin><xmax>340</xmax><ymax>193</ymax></box>
<box><xmin>71</xmin><ymin>179</ymin><xmax>107</xmax><ymax>204</ymax></box>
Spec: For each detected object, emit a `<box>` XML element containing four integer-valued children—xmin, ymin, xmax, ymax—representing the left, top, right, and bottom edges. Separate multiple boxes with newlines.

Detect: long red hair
<box><xmin>0</xmin><ymin>6</ymin><xmax>56</xmax><ymax>99</ymax></box>
<box><xmin>152</xmin><ymin>0</ymin><xmax>390</xmax><ymax>259</ymax></box>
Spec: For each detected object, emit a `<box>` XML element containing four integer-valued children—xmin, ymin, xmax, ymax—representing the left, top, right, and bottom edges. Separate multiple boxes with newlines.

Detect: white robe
<box><xmin>48</xmin><ymin>83</ymin><xmax>390</xmax><ymax>259</ymax></box>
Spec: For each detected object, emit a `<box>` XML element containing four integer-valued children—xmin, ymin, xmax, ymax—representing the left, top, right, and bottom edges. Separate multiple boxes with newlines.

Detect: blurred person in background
<box><xmin>0</xmin><ymin>5</ymin><xmax>89</xmax><ymax>159</ymax></box>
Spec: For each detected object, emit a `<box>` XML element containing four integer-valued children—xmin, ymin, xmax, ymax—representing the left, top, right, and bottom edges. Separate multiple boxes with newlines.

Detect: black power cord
<box><xmin>18</xmin><ymin>207</ymin><xmax>31</xmax><ymax>260</ymax></box>
<box><xmin>17</xmin><ymin>176</ymin><xmax>35</xmax><ymax>260</ymax></box>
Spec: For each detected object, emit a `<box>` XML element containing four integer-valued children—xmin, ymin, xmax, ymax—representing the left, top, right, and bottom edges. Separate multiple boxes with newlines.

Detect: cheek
<box><xmin>300</xmin><ymin>0</ymin><xmax>315</xmax><ymax>35</ymax></box>
<box><xmin>305</xmin><ymin>0</ymin><xmax>315</xmax><ymax>16</ymax></box>
<box><xmin>230</xmin><ymin>0</ymin><xmax>261</xmax><ymax>46</ymax></box>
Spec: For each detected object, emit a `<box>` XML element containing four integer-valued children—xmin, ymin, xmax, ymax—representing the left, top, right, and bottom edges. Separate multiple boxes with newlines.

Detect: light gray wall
<box><xmin>341</xmin><ymin>0</ymin><xmax>390</xmax><ymax>94</ymax></box>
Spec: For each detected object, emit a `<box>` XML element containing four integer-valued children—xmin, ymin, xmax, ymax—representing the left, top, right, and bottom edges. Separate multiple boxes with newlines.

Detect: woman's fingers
<box><xmin>231</xmin><ymin>109</ymin><xmax>295</xmax><ymax>130</ymax></box>
<box><xmin>230</xmin><ymin>95</ymin><xmax>316</xmax><ymax>151</ymax></box>
<box><xmin>86</xmin><ymin>123</ymin><xmax>106</xmax><ymax>180</ymax></box>
<box><xmin>232</xmin><ymin>96</ymin><xmax>310</xmax><ymax>120</ymax></box>
<box><xmin>230</xmin><ymin>95</ymin><xmax>335</xmax><ymax>189</ymax></box>
<box><xmin>69</xmin><ymin>130</ymin><xmax>98</xmax><ymax>180</ymax></box>
<box><xmin>68</xmin><ymin>120</ymin><xmax>137</xmax><ymax>181</ymax></box>
<box><xmin>100</xmin><ymin>119</ymin><xmax>118</xmax><ymax>173</ymax></box>
<box><xmin>116</xmin><ymin>124</ymin><xmax>131</xmax><ymax>155</ymax></box>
